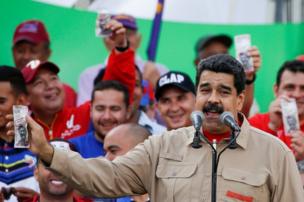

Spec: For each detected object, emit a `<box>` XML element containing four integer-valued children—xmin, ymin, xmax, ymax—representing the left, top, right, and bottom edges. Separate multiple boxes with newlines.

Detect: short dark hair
<box><xmin>0</xmin><ymin>65</ymin><xmax>27</xmax><ymax>96</ymax></box>
<box><xmin>196</xmin><ymin>54</ymin><xmax>246</xmax><ymax>95</ymax></box>
<box><xmin>276</xmin><ymin>60</ymin><xmax>304</xmax><ymax>86</ymax></box>
<box><xmin>91</xmin><ymin>80</ymin><xmax>129</xmax><ymax>107</ymax></box>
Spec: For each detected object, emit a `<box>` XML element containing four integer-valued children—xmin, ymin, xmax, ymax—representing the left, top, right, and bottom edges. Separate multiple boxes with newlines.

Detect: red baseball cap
<box><xmin>21</xmin><ymin>60</ymin><xmax>59</xmax><ymax>84</ymax></box>
<box><xmin>297</xmin><ymin>55</ymin><xmax>304</xmax><ymax>62</ymax></box>
<box><xmin>13</xmin><ymin>20</ymin><xmax>50</xmax><ymax>45</ymax></box>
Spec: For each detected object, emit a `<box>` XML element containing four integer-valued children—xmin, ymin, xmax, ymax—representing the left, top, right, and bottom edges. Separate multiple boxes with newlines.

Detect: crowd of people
<box><xmin>1</xmin><ymin>13</ymin><xmax>304</xmax><ymax>201</ymax></box>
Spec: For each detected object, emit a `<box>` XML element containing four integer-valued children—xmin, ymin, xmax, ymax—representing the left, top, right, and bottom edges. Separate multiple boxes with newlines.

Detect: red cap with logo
<box><xmin>21</xmin><ymin>60</ymin><xmax>59</xmax><ymax>84</ymax></box>
<box><xmin>13</xmin><ymin>20</ymin><xmax>50</xmax><ymax>45</ymax></box>
<box><xmin>297</xmin><ymin>55</ymin><xmax>304</xmax><ymax>62</ymax></box>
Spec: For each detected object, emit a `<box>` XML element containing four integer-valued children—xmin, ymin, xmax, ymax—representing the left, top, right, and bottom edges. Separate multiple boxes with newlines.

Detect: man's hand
<box><xmin>268</xmin><ymin>97</ymin><xmax>283</xmax><ymax>131</ymax></box>
<box><xmin>13</xmin><ymin>187</ymin><xmax>38</xmax><ymax>202</ymax></box>
<box><xmin>246</xmin><ymin>46</ymin><xmax>261</xmax><ymax>79</ymax></box>
<box><xmin>6</xmin><ymin>115</ymin><xmax>54</xmax><ymax>164</ymax></box>
<box><xmin>291</xmin><ymin>130</ymin><xmax>304</xmax><ymax>161</ymax></box>
<box><xmin>248</xmin><ymin>46</ymin><xmax>261</xmax><ymax>71</ymax></box>
<box><xmin>245</xmin><ymin>46</ymin><xmax>262</xmax><ymax>77</ymax></box>
<box><xmin>105</xmin><ymin>19</ymin><xmax>127</xmax><ymax>49</ymax></box>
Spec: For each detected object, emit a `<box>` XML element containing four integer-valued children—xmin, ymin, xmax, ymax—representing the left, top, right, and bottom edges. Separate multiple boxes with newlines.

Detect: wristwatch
<box><xmin>245</xmin><ymin>73</ymin><xmax>256</xmax><ymax>85</ymax></box>
<box><xmin>115</xmin><ymin>40</ymin><xmax>130</xmax><ymax>52</ymax></box>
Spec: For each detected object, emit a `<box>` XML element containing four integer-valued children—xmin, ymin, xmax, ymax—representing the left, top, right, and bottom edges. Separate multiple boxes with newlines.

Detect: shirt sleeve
<box><xmin>49</xmin><ymin>136</ymin><xmax>159</xmax><ymax>198</ymax></box>
<box><xmin>272</xmin><ymin>151</ymin><xmax>304</xmax><ymax>201</ymax></box>
<box><xmin>103</xmin><ymin>49</ymin><xmax>136</xmax><ymax>104</ymax></box>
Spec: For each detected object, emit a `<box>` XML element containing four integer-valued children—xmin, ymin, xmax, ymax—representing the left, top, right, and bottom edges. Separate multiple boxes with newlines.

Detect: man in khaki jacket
<box><xmin>7</xmin><ymin>24</ymin><xmax>304</xmax><ymax>201</ymax></box>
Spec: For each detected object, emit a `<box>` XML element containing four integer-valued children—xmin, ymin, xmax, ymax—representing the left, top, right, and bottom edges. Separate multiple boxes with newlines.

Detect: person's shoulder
<box><xmin>62</xmin><ymin>83</ymin><xmax>75</xmax><ymax>91</ymax></box>
<box><xmin>63</xmin><ymin>101</ymin><xmax>90</xmax><ymax>113</ymax></box>
<box><xmin>141</xmin><ymin>126</ymin><xmax>194</xmax><ymax>158</ymax></box>
<box><xmin>157</xmin><ymin>126</ymin><xmax>194</xmax><ymax>145</ymax></box>
<box><xmin>249</xmin><ymin>112</ymin><xmax>270</xmax><ymax>123</ymax></box>
<box><xmin>249</xmin><ymin>125</ymin><xmax>290</xmax><ymax>152</ymax></box>
<box><xmin>70</xmin><ymin>131</ymin><xmax>92</xmax><ymax>143</ymax></box>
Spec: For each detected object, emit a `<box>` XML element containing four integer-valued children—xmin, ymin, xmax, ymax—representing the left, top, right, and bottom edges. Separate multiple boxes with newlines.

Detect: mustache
<box><xmin>202</xmin><ymin>103</ymin><xmax>224</xmax><ymax>114</ymax></box>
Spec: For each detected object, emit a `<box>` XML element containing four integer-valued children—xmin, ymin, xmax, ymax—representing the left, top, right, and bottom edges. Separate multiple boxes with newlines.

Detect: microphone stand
<box><xmin>197</xmin><ymin>129</ymin><xmax>240</xmax><ymax>202</ymax></box>
<box><xmin>191</xmin><ymin>130</ymin><xmax>202</xmax><ymax>148</ymax></box>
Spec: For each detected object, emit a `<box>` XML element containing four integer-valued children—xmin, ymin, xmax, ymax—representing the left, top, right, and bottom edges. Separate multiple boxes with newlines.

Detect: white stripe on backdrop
<box><xmin>35</xmin><ymin>0</ymin><xmax>275</xmax><ymax>24</ymax></box>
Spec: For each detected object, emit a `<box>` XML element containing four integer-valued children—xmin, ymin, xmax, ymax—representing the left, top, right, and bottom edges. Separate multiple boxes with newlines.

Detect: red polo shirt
<box><xmin>63</xmin><ymin>83</ymin><xmax>77</xmax><ymax>108</ymax></box>
<box><xmin>103</xmin><ymin>48</ymin><xmax>136</xmax><ymax>104</ymax></box>
<box><xmin>32</xmin><ymin>101</ymin><xmax>92</xmax><ymax>140</ymax></box>
<box><xmin>249</xmin><ymin>112</ymin><xmax>304</xmax><ymax>149</ymax></box>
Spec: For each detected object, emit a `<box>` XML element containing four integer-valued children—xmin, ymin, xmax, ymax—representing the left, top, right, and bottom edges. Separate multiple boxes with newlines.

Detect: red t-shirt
<box><xmin>27</xmin><ymin>193</ymin><xmax>92</xmax><ymax>202</ymax></box>
<box><xmin>249</xmin><ymin>112</ymin><xmax>304</xmax><ymax>149</ymax></box>
<box><xmin>63</xmin><ymin>83</ymin><xmax>77</xmax><ymax>108</ymax></box>
<box><xmin>32</xmin><ymin>101</ymin><xmax>92</xmax><ymax>140</ymax></box>
<box><xmin>203</xmin><ymin>130</ymin><xmax>231</xmax><ymax>143</ymax></box>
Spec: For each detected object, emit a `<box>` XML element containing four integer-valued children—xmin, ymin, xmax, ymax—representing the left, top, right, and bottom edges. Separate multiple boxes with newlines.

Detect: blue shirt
<box><xmin>70</xmin><ymin>132</ymin><xmax>115</xmax><ymax>202</ymax></box>
<box><xmin>117</xmin><ymin>197</ymin><xmax>132</xmax><ymax>202</ymax></box>
<box><xmin>70</xmin><ymin>131</ymin><xmax>106</xmax><ymax>158</ymax></box>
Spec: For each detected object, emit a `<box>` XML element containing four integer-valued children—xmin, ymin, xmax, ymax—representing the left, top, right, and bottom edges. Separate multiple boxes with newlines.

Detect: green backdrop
<box><xmin>2</xmin><ymin>0</ymin><xmax>304</xmax><ymax>112</ymax></box>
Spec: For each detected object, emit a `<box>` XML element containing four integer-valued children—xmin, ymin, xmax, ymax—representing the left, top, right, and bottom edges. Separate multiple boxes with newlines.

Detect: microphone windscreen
<box><xmin>191</xmin><ymin>111</ymin><xmax>204</xmax><ymax>131</ymax></box>
<box><xmin>191</xmin><ymin>111</ymin><xmax>204</xmax><ymax>123</ymax></box>
<box><xmin>219</xmin><ymin>111</ymin><xmax>234</xmax><ymax>124</ymax></box>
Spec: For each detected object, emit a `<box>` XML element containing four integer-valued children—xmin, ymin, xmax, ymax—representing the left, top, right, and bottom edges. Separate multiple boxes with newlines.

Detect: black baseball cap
<box><xmin>155</xmin><ymin>71</ymin><xmax>196</xmax><ymax>100</ymax></box>
<box><xmin>195</xmin><ymin>34</ymin><xmax>232</xmax><ymax>54</ymax></box>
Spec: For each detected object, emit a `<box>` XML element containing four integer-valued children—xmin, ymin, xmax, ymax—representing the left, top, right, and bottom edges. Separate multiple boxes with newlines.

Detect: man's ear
<box><xmin>236</xmin><ymin>91</ymin><xmax>245</xmax><ymax>112</ymax></box>
<box><xmin>273</xmin><ymin>84</ymin><xmax>279</xmax><ymax>97</ymax></box>
<box><xmin>126</xmin><ymin>104</ymin><xmax>133</xmax><ymax>121</ymax></box>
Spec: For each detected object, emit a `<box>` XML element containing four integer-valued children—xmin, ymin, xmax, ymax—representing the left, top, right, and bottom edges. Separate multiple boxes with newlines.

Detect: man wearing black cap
<box><xmin>155</xmin><ymin>71</ymin><xmax>196</xmax><ymax>130</ymax></box>
<box><xmin>194</xmin><ymin>34</ymin><xmax>261</xmax><ymax>117</ymax></box>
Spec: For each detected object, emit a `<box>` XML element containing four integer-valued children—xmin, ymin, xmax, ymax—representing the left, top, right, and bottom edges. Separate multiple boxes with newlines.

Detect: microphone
<box><xmin>219</xmin><ymin>112</ymin><xmax>240</xmax><ymax>132</ymax></box>
<box><xmin>220</xmin><ymin>112</ymin><xmax>240</xmax><ymax>149</ymax></box>
<box><xmin>191</xmin><ymin>111</ymin><xmax>204</xmax><ymax>131</ymax></box>
<box><xmin>191</xmin><ymin>111</ymin><xmax>204</xmax><ymax>149</ymax></box>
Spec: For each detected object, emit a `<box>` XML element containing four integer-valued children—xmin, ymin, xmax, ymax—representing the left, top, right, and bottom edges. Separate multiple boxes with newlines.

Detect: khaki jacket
<box><xmin>50</xmin><ymin>118</ymin><xmax>304</xmax><ymax>201</ymax></box>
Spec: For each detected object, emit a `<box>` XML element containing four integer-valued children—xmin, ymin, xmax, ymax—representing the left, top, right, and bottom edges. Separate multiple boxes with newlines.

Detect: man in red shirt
<box><xmin>249</xmin><ymin>60</ymin><xmax>304</xmax><ymax>183</ymax></box>
<box><xmin>20</xmin><ymin>19</ymin><xmax>137</xmax><ymax>141</ymax></box>
<box><xmin>21</xmin><ymin>60</ymin><xmax>92</xmax><ymax>140</ymax></box>
<box><xmin>12</xmin><ymin>20</ymin><xmax>77</xmax><ymax>107</ymax></box>
<box><xmin>249</xmin><ymin>60</ymin><xmax>304</xmax><ymax>158</ymax></box>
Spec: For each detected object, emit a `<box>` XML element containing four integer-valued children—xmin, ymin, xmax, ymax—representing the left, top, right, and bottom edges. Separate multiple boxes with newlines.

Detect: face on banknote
<box><xmin>13</xmin><ymin>105</ymin><xmax>29</xmax><ymax>148</ymax></box>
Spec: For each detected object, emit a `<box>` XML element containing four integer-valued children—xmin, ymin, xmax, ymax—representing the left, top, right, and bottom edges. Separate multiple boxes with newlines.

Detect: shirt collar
<box><xmin>186</xmin><ymin>113</ymin><xmax>249</xmax><ymax>150</ymax></box>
